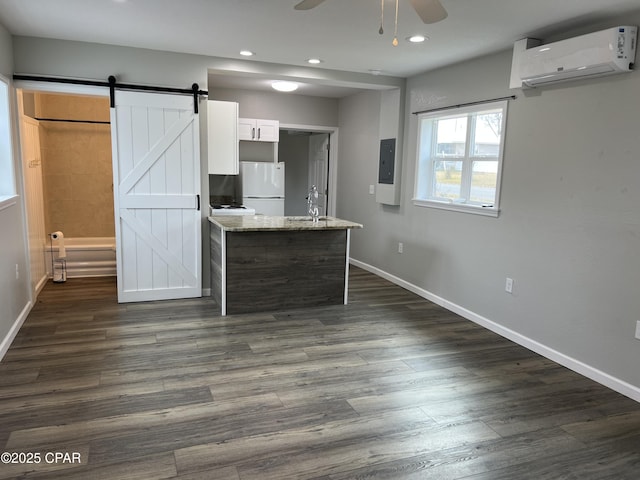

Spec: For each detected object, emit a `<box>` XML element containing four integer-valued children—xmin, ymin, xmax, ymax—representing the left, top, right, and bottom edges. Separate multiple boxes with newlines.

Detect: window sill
<box><xmin>0</xmin><ymin>194</ymin><xmax>19</xmax><ymax>212</ymax></box>
<box><xmin>412</xmin><ymin>198</ymin><xmax>500</xmax><ymax>217</ymax></box>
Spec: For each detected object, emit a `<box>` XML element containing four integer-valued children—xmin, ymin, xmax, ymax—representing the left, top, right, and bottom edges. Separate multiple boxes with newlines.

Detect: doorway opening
<box><xmin>17</xmin><ymin>88</ymin><xmax>115</xmax><ymax>296</ymax></box>
<box><xmin>279</xmin><ymin>126</ymin><xmax>337</xmax><ymax>217</ymax></box>
<box><xmin>16</xmin><ymin>79</ymin><xmax>204</xmax><ymax>304</ymax></box>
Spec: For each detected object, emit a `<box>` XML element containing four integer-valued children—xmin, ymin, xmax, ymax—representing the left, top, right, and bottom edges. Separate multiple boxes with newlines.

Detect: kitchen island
<box><xmin>209</xmin><ymin>215</ymin><xmax>363</xmax><ymax>315</ymax></box>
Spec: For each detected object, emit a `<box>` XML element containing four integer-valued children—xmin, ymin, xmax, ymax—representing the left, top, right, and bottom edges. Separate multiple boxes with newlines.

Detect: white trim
<box><xmin>34</xmin><ymin>273</ymin><xmax>48</xmax><ymax>296</ymax></box>
<box><xmin>412</xmin><ymin>198</ymin><xmax>500</xmax><ymax>217</ymax></box>
<box><xmin>344</xmin><ymin>229</ymin><xmax>351</xmax><ymax>305</ymax></box>
<box><xmin>221</xmin><ymin>230</ymin><xmax>227</xmax><ymax>316</ymax></box>
<box><xmin>13</xmin><ymin>80</ymin><xmax>109</xmax><ymax>97</ymax></box>
<box><xmin>0</xmin><ymin>194</ymin><xmax>18</xmax><ymax>211</ymax></box>
<box><xmin>0</xmin><ymin>301</ymin><xmax>33</xmax><ymax>361</ymax></box>
<box><xmin>350</xmin><ymin>258</ymin><xmax>640</xmax><ymax>403</ymax></box>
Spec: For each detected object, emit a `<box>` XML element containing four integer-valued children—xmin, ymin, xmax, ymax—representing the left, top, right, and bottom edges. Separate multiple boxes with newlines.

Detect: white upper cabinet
<box><xmin>208</xmin><ymin>100</ymin><xmax>239</xmax><ymax>175</ymax></box>
<box><xmin>239</xmin><ymin>118</ymin><xmax>279</xmax><ymax>142</ymax></box>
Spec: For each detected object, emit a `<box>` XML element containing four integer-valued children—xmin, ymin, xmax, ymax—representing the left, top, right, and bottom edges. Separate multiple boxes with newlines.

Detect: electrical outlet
<box><xmin>505</xmin><ymin>277</ymin><xmax>513</xmax><ymax>294</ymax></box>
<box><xmin>635</xmin><ymin>321</ymin><xmax>640</xmax><ymax>340</ymax></box>
<box><xmin>398</xmin><ymin>242</ymin><xmax>403</xmax><ymax>254</ymax></box>
<box><xmin>369</xmin><ymin>184</ymin><xmax>375</xmax><ymax>195</ymax></box>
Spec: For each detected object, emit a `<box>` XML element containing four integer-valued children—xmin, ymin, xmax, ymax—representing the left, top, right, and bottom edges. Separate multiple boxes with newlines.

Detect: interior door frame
<box><xmin>13</xmin><ymin>80</ymin><xmax>111</xmax><ymax>291</ymax></box>
<box><xmin>279</xmin><ymin>123</ymin><xmax>338</xmax><ymax>217</ymax></box>
<box><xmin>307</xmin><ymin>132</ymin><xmax>330</xmax><ymax>216</ymax></box>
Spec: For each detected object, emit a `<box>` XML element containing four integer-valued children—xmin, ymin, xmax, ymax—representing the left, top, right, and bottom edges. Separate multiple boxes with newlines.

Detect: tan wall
<box><xmin>38</xmin><ymin>93</ymin><xmax>114</xmax><ymax>238</ymax></box>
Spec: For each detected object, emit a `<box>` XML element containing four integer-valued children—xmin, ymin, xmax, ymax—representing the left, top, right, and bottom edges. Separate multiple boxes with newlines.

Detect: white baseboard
<box><xmin>35</xmin><ymin>273</ymin><xmax>48</xmax><ymax>296</ymax></box>
<box><xmin>350</xmin><ymin>258</ymin><xmax>640</xmax><ymax>403</ymax></box>
<box><xmin>0</xmin><ymin>300</ymin><xmax>33</xmax><ymax>361</ymax></box>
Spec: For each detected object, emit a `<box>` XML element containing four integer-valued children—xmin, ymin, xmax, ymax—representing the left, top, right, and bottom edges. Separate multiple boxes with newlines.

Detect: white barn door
<box><xmin>111</xmin><ymin>91</ymin><xmax>201</xmax><ymax>302</ymax></box>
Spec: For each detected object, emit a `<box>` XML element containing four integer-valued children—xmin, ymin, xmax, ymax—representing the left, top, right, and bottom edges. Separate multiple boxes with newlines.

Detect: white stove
<box><xmin>209</xmin><ymin>205</ymin><xmax>256</xmax><ymax>216</ymax></box>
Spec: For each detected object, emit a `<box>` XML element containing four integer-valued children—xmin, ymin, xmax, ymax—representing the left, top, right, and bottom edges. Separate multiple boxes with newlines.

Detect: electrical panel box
<box><xmin>378</xmin><ymin>138</ymin><xmax>396</xmax><ymax>185</ymax></box>
<box><xmin>376</xmin><ymin>89</ymin><xmax>403</xmax><ymax>205</ymax></box>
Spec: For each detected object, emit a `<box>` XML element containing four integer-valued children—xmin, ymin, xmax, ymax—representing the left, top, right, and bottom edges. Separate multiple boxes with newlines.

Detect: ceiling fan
<box><xmin>294</xmin><ymin>0</ymin><xmax>448</xmax><ymax>24</ymax></box>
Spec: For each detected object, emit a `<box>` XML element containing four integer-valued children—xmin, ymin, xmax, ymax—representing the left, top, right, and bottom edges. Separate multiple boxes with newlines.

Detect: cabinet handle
<box><xmin>257</xmin><ymin>128</ymin><xmax>261</xmax><ymax>140</ymax></box>
<box><xmin>196</xmin><ymin>194</ymin><xmax>200</xmax><ymax>211</ymax></box>
<box><xmin>252</xmin><ymin>127</ymin><xmax>255</xmax><ymax>139</ymax></box>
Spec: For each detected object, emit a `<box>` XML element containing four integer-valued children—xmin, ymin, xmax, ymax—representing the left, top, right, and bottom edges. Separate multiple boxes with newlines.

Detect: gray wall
<box><xmin>337</xmin><ymin>14</ymin><xmax>640</xmax><ymax>392</ymax></box>
<box><xmin>13</xmin><ymin>36</ymin><xmax>211</xmax><ymax>88</ymax></box>
<box><xmin>208</xmin><ymin>87</ymin><xmax>339</xmax><ymax>128</ymax></box>
<box><xmin>0</xmin><ymin>22</ymin><xmax>12</xmax><ymax>73</ymax></box>
<box><xmin>0</xmin><ymin>22</ymin><xmax>31</xmax><ymax>355</ymax></box>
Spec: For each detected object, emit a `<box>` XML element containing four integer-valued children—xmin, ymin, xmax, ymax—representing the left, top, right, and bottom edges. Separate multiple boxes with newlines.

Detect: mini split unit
<box><xmin>510</xmin><ymin>26</ymin><xmax>638</xmax><ymax>88</ymax></box>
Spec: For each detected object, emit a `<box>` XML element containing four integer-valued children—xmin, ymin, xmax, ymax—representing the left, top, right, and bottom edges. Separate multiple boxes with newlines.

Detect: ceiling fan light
<box><xmin>272</xmin><ymin>81</ymin><xmax>299</xmax><ymax>92</ymax></box>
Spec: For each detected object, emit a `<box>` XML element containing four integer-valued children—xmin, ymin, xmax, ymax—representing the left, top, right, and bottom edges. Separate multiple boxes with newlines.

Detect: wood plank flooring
<box><xmin>1</xmin><ymin>267</ymin><xmax>639</xmax><ymax>479</ymax></box>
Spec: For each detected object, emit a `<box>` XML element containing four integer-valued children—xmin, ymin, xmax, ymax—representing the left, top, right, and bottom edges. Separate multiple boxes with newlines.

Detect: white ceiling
<box><xmin>1</xmin><ymin>0</ymin><xmax>639</xmax><ymax>97</ymax></box>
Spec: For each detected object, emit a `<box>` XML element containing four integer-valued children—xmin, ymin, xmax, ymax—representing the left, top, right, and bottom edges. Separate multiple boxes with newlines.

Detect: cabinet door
<box><xmin>238</xmin><ymin>118</ymin><xmax>256</xmax><ymax>141</ymax></box>
<box><xmin>256</xmin><ymin>119</ymin><xmax>279</xmax><ymax>142</ymax></box>
<box><xmin>208</xmin><ymin>101</ymin><xmax>239</xmax><ymax>174</ymax></box>
<box><xmin>239</xmin><ymin>118</ymin><xmax>280</xmax><ymax>142</ymax></box>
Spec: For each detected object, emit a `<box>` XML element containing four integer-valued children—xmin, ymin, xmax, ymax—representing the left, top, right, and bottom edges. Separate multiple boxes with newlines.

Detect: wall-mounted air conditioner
<box><xmin>510</xmin><ymin>26</ymin><xmax>637</xmax><ymax>89</ymax></box>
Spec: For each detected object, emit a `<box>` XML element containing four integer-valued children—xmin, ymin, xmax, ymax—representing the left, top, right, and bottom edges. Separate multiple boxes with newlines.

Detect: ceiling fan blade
<box><xmin>294</xmin><ymin>0</ymin><xmax>327</xmax><ymax>10</ymax></box>
<box><xmin>410</xmin><ymin>0</ymin><xmax>448</xmax><ymax>24</ymax></box>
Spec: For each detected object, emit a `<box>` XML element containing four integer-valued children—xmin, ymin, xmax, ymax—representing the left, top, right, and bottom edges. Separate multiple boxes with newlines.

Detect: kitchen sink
<box><xmin>286</xmin><ymin>216</ymin><xmax>332</xmax><ymax>221</ymax></box>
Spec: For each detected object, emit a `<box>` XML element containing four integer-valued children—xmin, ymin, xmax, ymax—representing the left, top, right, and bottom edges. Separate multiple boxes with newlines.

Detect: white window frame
<box><xmin>413</xmin><ymin>100</ymin><xmax>508</xmax><ymax>217</ymax></box>
<box><xmin>0</xmin><ymin>73</ymin><xmax>18</xmax><ymax>211</ymax></box>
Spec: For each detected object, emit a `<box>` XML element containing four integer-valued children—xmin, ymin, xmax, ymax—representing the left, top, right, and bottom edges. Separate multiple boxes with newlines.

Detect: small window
<box><xmin>0</xmin><ymin>74</ymin><xmax>16</xmax><ymax>207</ymax></box>
<box><xmin>413</xmin><ymin>100</ymin><xmax>508</xmax><ymax>216</ymax></box>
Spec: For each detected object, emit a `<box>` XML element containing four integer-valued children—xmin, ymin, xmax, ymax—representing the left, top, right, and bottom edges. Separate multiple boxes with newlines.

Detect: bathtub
<box><xmin>45</xmin><ymin>237</ymin><xmax>116</xmax><ymax>278</ymax></box>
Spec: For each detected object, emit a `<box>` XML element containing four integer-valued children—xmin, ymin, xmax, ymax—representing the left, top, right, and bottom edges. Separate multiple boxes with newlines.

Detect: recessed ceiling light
<box><xmin>272</xmin><ymin>81</ymin><xmax>298</xmax><ymax>92</ymax></box>
<box><xmin>369</xmin><ymin>69</ymin><xmax>382</xmax><ymax>76</ymax></box>
<box><xmin>407</xmin><ymin>35</ymin><xmax>428</xmax><ymax>43</ymax></box>
<box><xmin>240</xmin><ymin>50</ymin><xmax>255</xmax><ymax>57</ymax></box>
<box><xmin>307</xmin><ymin>58</ymin><xmax>322</xmax><ymax>64</ymax></box>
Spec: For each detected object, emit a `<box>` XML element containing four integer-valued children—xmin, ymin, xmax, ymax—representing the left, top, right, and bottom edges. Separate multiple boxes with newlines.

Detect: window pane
<box><xmin>414</xmin><ymin>99</ymin><xmax>507</xmax><ymax>215</ymax></box>
<box><xmin>433</xmin><ymin>160</ymin><xmax>463</xmax><ymax>200</ymax></box>
<box><xmin>470</xmin><ymin>161</ymin><xmax>497</xmax><ymax>205</ymax></box>
<box><xmin>0</xmin><ymin>78</ymin><xmax>15</xmax><ymax>196</ymax></box>
<box><xmin>435</xmin><ymin>116</ymin><xmax>467</xmax><ymax>157</ymax></box>
<box><xmin>472</xmin><ymin>110</ymin><xmax>502</xmax><ymax>157</ymax></box>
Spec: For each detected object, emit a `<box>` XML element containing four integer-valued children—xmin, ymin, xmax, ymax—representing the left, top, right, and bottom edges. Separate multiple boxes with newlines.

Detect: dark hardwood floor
<box><xmin>1</xmin><ymin>267</ymin><xmax>639</xmax><ymax>479</ymax></box>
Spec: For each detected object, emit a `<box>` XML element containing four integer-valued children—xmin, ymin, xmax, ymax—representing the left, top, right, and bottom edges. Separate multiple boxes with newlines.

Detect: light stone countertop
<box><xmin>209</xmin><ymin>215</ymin><xmax>363</xmax><ymax>232</ymax></box>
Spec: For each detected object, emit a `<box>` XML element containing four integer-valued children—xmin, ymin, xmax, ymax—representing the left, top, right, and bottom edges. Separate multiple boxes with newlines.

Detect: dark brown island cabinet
<box><xmin>209</xmin><ymin>215</ymin><xmax>363</xmax><ymax>315</ymax></box>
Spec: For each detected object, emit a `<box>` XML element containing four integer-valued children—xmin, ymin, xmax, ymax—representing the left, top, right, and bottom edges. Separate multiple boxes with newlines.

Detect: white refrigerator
<box><xmin>241</xmin><ymin>161</ymin><xmax>285</xmax><ymax>215</ymax></box>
